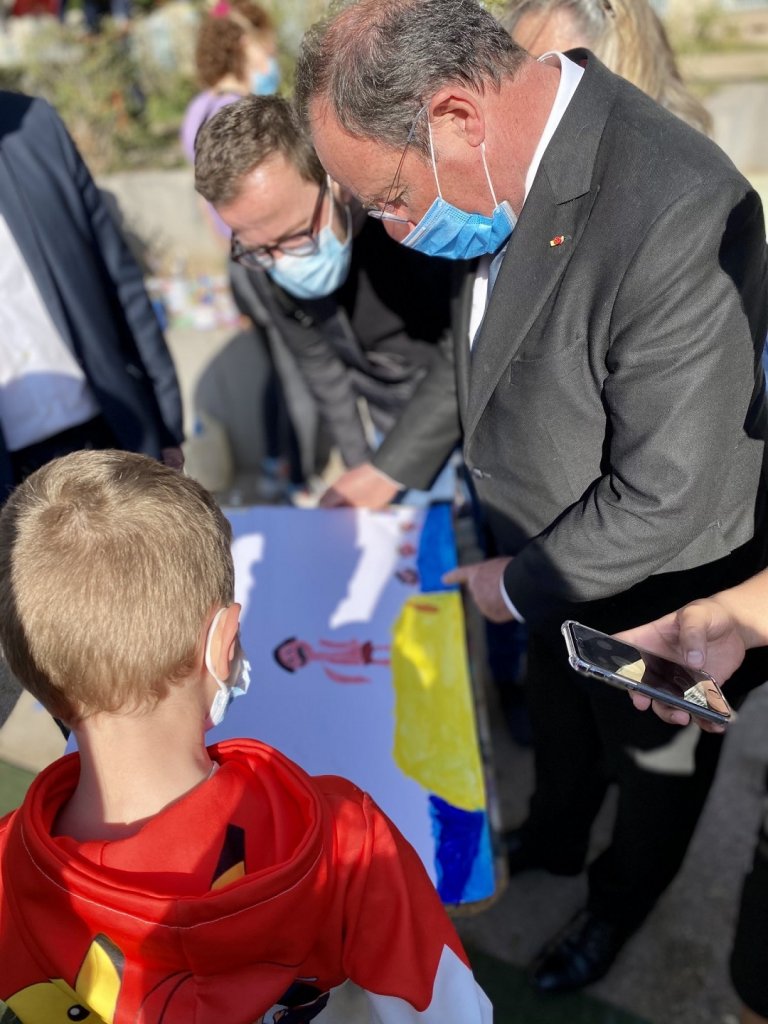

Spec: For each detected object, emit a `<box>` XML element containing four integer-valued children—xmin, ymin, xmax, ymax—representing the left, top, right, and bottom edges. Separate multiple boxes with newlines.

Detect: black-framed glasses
<box><xmin>230</xmin><ymin>179</ymin><xmax>329</xmax><ymax>270</ymax></box>
<box><xmin>365</xmin><ymin>104</ymin><xmax>428</xmax><ymax>225</ymax></box>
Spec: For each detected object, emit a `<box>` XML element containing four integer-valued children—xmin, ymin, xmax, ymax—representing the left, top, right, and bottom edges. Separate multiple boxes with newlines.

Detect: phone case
<box><xmin>560</xmin><ymin>620</ymin><xmax>730</xmax><ymax>726</ymax></box>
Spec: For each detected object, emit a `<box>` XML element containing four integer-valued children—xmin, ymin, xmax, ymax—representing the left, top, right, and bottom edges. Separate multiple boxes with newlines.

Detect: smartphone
<box><xmin>561</xmin><ymin>620</ymin><xmax>731</xmax><ymax>727</ymax></box>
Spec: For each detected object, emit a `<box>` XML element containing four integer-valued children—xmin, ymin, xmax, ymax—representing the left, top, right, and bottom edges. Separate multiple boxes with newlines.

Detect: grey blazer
<box><xmin>453</xmin><ymin>52</ymin><xmax>768</xmax><ymax>625</ymax></box>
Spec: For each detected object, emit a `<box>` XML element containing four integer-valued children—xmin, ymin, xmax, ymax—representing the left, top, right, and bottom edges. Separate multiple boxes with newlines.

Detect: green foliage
<box><xmin>0</xmin><ymin>0</ymin><xmax>520</xmax><ymax>174</ymax></box>
<box><xmin>8</xmin><ymin>21</ymin><xmax>196</xmax><ymax>174</ymax></box>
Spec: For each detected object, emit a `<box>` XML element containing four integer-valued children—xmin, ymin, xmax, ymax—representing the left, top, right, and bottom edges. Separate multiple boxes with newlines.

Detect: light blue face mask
<box><xmin>205</xmin><ymin>608</ymin><xmax>252</xmax><ymax>730</ymax></box>
<box><xmin>402</xmin><ymin>119</ymin><xmax>517</xmax><ymax>260</ymax></box>
<box><xmin>250</xmin><ymin>56</ymin><xmax>280</xmax><ymax>96</ymax></box>
<box><xmin>267</xmin><ymin>190</ymin><xmax>352</xmax><ymax>300</ymax></box>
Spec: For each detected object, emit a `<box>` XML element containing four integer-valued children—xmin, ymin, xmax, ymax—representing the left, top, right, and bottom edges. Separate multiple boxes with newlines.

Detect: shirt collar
<box><xmin>523</xmin><ymin>52</ymin><xmax>585</xmax><ymax>201</ymax></box>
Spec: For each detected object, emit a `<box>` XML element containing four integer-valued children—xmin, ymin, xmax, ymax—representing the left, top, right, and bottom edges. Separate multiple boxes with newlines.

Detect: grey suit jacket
<box><xmin>455</xmin><ymin>52</ymin><xmax>768</xmax><ymax>626</ymax></box>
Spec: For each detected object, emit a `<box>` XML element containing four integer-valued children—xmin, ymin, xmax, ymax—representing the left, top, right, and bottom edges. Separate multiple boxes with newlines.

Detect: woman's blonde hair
<box><xmin>504</xmin><ymin>0</ymin><xmax>712</xmax><ymax>135</ymax></box>
<box><xmin>0</xmin><ymin>451</ymin><xmax>234</xmax><ymax>723</ymax></box>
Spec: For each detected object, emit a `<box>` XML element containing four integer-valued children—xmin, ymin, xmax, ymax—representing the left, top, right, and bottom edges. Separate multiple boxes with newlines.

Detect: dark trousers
<box><xmin>519</xmin><ymin>517</ymin><xmax>768</xmax><ymax>933</ymax></box>
<box><xmin>9</xmin><ymin>416</ymin><xmax>117</xmax><ymax>485</ymax></box>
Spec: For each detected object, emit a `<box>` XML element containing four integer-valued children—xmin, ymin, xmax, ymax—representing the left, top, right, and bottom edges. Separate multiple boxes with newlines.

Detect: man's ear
<box><xmin>209</xmin><ymin>603</ymin><xmax>242</xmax><ymax>680</ymax></box>
<box><xmin>428</xmin><ymin>85</ymin><xmax>486</xmax><ymax>150</ymax></box>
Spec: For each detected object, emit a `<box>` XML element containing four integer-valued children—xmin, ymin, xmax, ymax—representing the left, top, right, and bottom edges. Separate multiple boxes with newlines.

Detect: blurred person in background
<box><xmin>0</xmin><ymin>90</ymin><xmax>183</xmax><ymax>498</ymax></box>
<box><xmin>0</xmin><ymin>89</ymin><xmax>183</xmax><ymax>731</ymax></box>
<box><xmin>56</xmin><ymin>0</ymin><xmax>132</xmax><ymax>35</ymax></box>
<box><xmin>195</xmin><ymin>96</ymin><xmax>458</xmax><ymax>504</ymax></box>
<box><xmin>182</xmin><ymin>1</ymin><xmax>309</xmax><ymax>498</ymax></box>
<box><xmin>181</xmin><ymin>0</ymin><xmax>280</xmax><ymax>172</ymax></box>
<box><xmin>504</xmin><ymin>0</ymin><xmax>712</xmax><ymax>135</ymax></box>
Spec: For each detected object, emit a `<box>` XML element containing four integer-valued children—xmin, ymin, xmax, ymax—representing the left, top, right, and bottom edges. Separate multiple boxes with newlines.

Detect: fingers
<box><xmin>629</xmin><ymin>691</ymin><xmax>652</xmax><ymax>712</ymax></box>
<box><xmin>442</xmin><ymin>567</ymin><xmax>471</xmax><ymax>586</ymax></box>
<box><xmin>650</xmin><ymin>699</ymin><xmax>691</xmax><ymax>728</ymax></box>
<box><xmin>692</xmin><ymin>715</ymin><xmax>727</xmax><ymax>735</ymax></box>
<box><xmin>633</xmin><ymin>686</ymin><xmax>723</xmax><ymax>732</ymax></box>
<box><xmin>161</xmin><ymin>447</ymin><xmax>185</xmax><ymax>471</ymax></box>
<box><xmin>675</xmin><ymin>605</ymin><xmax>714</xmax><ymax>669</ymax></box>
<box><xmin>318</xmin><ymin>488</ymin><xmax>347</xmax><ymax>508</ymax></box>
<box><xmin>629</xmin><ymin>692</ymin><xmax>688</xmax><ymax>727</ymax></box>
<box><xmin>616</xmin><ymin>611</ymin><xmax>679</xmax><ymax>653</ymax></box>
<box><xmin>650</xmin><ymin>699</ymin><xmax>726</xmax><ymax>733</ymax></box>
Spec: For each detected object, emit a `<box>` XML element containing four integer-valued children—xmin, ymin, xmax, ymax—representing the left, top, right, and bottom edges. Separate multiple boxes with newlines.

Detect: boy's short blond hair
<box><xmin>0</xmin><ymin>451</ymin><xmax>234</xmax><ymax>723</ymax></box>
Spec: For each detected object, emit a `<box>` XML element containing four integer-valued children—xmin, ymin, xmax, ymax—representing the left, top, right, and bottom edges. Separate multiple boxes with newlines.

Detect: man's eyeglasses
<box><xmin>231</xmin><ymin>179</ymin><xmax>329</xmax><ymax>270</ymax></box>
<box><xmin>365</xmin><ymin>104</ymin><xmax>428</xmax><ymax>226</ymax></box>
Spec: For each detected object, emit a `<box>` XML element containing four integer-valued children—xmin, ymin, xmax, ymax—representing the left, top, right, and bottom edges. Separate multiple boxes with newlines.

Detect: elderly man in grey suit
<box><xmin>295</xmin><ymin>0</ymin><xmax>768</xmax><ymax>993</ymax></box>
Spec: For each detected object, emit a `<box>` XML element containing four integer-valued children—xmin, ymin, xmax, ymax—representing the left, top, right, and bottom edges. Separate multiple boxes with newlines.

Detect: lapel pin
<box><xmin>549</xmin><ymin>235</ymin><xmax>566</xmax><ymax>248</ymax></box>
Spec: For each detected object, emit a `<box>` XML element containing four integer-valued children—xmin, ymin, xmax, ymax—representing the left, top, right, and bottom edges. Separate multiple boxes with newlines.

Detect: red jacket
<box><xmin>0</xmin><ymin>739</ymin><xmax>491</xmax><ymax>1023</ymax></box>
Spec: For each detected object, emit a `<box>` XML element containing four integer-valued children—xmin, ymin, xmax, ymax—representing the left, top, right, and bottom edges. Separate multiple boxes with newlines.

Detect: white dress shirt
<box><xmin>0</xmin><ymin>215</ymin><xmax>100</xmax><ymax>451</ymax></box>
<box><xmin>465</xmin><ymin>53</ymin><xmax>585</xmax><ymax>619</ymax></box>
<box><xmin>470</xmin><ymin>52</ymin><xmax>585</xmax><ymax>348</ymax></box>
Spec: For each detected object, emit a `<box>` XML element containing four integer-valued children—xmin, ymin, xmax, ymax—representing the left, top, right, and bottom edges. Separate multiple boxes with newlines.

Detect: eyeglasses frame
<box><xmin>366</xmin><ymin>104</ymin><xmax>429</xmax><ymax>225</ymax></box>
<box><xmin>230</xmin><ymin>178</ymin><xmax>330</xmax><ymax>270</ymax></box>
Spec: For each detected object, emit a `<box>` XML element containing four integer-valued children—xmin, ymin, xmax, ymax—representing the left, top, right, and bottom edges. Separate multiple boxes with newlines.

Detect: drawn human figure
<box><xmin>396</xmin><ymin>568</ymin><xmax>420</xmax><ymax>586</ymax></box>
<box><xmin>272</xmin><ymin>637</ymin><xmax>390</xmax><ymax>684</ymax></box>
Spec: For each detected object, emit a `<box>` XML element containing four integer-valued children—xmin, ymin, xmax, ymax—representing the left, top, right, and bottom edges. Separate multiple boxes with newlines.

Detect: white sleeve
<box><xmin>321</xmin><ymin>948</ymin><xmax>493</xmax><ymax>1024</ymax></box>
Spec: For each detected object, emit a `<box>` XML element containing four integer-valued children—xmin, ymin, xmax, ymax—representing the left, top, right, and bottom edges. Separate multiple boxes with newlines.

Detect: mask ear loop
<box><xmin>426</xmin><ymin>117</ymin><xmax>444</xmax><ymax>200</ymax></box>
<box><xmin>205</xmin><ymin>607</ymin><xmax>228</xmax><ymax>688</ymax></box>
<box><xmin>341</xmin><ymin>204</ymin><xmax>352</xmax><ymax>242</ymax></box>
<box><xmin>324</xmin><ymin>174</ymin><xmax>335</xmax><ymax>231</ymax></box>
<box><xmin>326</xmin><ymin>175</ymin><xmax>353</xmax><ymax>242</ymax></box>
<box><xmin>429</xmin><ymin>117</ymin><xmax>499</xmax><ymax>209</ymax></box>
<box><xmin>480</xmin><ymin>142</ymin><xmax>500</xmax><ymax>208</ymax></box>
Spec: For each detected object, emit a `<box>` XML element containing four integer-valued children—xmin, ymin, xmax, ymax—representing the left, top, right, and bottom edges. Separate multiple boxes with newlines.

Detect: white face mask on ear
<box><xmin>204</xmin><ymin>608</ymin><xmax>252</xmax><ymax>730</ymax></box>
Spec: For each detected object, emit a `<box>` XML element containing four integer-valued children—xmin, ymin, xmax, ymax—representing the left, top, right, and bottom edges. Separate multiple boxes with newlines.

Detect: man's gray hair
<box><xmin>295</xmin><ymin>0</ymin><xmax>526</xmax><ymax>153</ymax></box>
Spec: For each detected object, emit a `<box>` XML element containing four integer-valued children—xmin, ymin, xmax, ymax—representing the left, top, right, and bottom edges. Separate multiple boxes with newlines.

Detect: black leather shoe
<box><xmin>529</xmin><ymin>909</ymin><xmax>629</xmax><ymax>993</ymax></box>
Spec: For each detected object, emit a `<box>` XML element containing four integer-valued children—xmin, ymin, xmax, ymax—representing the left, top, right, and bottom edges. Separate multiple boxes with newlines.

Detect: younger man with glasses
<box><xmin>195</xmin><ymin>96</ymin><xmax>459</xmax><ymax>505</ymax></box>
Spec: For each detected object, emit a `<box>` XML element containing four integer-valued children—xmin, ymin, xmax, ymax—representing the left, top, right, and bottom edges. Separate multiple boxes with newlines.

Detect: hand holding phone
<box><xmin>561</xmin><ymin>621</ymin><xmax>731</xmax><ymax>728</ymax></box>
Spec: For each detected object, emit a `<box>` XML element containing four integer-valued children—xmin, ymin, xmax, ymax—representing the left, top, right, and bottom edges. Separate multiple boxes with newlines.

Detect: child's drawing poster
<box><xmin>210</xmin><ymin>504</ymin><xmax>495</xmax><ymax>906</ymax></box>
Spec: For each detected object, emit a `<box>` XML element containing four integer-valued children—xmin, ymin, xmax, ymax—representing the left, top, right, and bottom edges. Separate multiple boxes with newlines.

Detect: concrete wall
<box><xmin>99</xmin><ymin>167</ymin><xmax>223</xmax><ymax>276</ymax></box>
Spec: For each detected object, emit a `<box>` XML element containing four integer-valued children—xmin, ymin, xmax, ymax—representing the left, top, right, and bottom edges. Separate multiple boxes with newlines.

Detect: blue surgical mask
<box><xmin>402</xmin><ymin>120</ymin><xmax>516</xmax><ymax>260</ymax></box>
<box><xmin>267</xmin><ymin>190</ymin><xmax>352</xmax><ymax>300</ymax></box>
<box><xmin>250</xmin><ymin>56</ymin><xmax>280</xmax><ymax>96</ymax></box>
<box><xmin>205</xmin><ymin>608</ymin><xmax>252</xmax><ymax>730</ymax></box>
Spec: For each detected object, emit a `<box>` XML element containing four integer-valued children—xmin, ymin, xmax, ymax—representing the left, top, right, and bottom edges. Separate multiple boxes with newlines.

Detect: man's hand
<box><xmin>442</xmin><ymin>557</ymin><xmax>514</xmax><ymax>623</ymax></box>
<box><xmin>161</xmin><ymin>446</ymin><xmax>185</xmax><ymax>471</ymax></box>
<box><xmin>617</xmin><ymin>598</ymin><xmax>746</xmax><ymax>731</ymax></box>
<box><xmin>319</xmin><ymin>463</ymin><xmax>401</xmax><ymax>508</ymax></box>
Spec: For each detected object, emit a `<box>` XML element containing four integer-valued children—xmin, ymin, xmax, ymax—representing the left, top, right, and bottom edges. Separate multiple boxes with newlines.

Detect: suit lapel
<box><xmin>465</xmin><ymin>50</ymin><xmax>617</xmax><ymax>441</ymax></box>
<box><xmin>450</xmin><ymin>260</ymin><xmax>475</xmax><ymax>427</ymax></box>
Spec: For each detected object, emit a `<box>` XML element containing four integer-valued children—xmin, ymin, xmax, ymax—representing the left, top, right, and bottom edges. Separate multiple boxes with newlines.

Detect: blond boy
<box><xmin>0</xmin><ymin>450</ymin><xmax>490</xmax><ymax>1024</ymax></box>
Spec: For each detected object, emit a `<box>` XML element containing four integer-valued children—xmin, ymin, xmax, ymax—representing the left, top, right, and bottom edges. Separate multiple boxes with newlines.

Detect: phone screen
<box><xmin>567</xmin><ymin>623</ymin><xmax>730</xmax><ymax>720</ymax></box>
